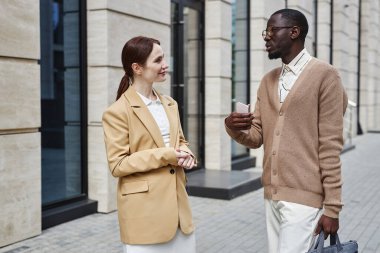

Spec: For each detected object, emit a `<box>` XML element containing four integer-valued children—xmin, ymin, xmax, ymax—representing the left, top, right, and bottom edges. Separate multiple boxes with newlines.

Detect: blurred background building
<box><xmin>1</xmin><ymin>0</ymin><xmax>379</xmax><ymax>247</ymax></box>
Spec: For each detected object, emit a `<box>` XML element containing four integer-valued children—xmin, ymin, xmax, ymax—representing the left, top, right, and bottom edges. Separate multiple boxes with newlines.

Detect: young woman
<box><xmin>102</xmin><ymin>36</ymin><xmax>197</xmax><ymax>253</ymax></box>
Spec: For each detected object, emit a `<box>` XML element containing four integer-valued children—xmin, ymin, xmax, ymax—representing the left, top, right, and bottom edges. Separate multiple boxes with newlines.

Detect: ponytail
<box><xmin>116</xmin><ymin>74</ymin><xmax>130</xmax><ymax>101</ymax></box>
<box><xmin>116</xmin><ymin>36</ymin><xmax>160</xmax><ymax>101</ymax></box>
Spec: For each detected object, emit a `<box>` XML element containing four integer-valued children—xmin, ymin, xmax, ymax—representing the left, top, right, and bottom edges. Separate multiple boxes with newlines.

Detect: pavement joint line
<box><xmin>0</xmin><ymin>133</ymin><xmax>379</xmax><ymax>253</ymax></box>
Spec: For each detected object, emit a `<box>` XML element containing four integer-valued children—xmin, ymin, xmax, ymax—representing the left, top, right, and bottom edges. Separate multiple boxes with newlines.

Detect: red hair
<box><xmin>116</xmin><ymin>36</ymin><xmax>160</xmax><ymax>100</ymax></box>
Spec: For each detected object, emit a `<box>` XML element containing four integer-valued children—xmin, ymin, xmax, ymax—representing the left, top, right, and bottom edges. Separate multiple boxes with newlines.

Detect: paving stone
<box><xmin>0</xmin><ymin>134</ymin><xmax>379</xmax><ymax>253</ymax></box>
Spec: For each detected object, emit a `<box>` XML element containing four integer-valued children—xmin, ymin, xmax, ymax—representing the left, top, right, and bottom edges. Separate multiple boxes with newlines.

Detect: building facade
<box><xmin>1</xmin><ymin>0</ymin><xmax>379</xmax><ymax>247</ymax></box>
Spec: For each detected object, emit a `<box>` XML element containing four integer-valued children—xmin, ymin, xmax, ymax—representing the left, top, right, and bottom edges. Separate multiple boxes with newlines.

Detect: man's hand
<box><xmin>314</xmin><ymin>215</ymin><xmax>339</xmax><ymax>239</ymax></box>
<box><xmin>225</xmin><ymin>112</ymin><xmax>254</xmax><ymax>131</ymax></box>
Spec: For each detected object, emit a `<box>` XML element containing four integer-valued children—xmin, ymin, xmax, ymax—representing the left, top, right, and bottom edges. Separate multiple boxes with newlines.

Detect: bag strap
<box><xmin>330</xmin><ymin>234</ymin><xmax>336</xmax><ymax>245</ymax></box>
<box><xmin>313</xmin><ymin>231</ymin><xmax>343</xmax><ymax>252</ymax></box>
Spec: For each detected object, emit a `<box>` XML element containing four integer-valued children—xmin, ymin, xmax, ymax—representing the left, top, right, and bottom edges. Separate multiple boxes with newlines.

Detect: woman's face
<box><xmin>140</xmin><ymin>43</ymin><xmax>169</xmax><ymax>83</ymax></box>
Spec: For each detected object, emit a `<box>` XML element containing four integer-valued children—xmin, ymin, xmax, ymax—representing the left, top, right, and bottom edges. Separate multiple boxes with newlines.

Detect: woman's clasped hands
<box><xmin>175</xmin><ymin>149</ymin><xmax>196</xmax><ymax>170</ymax></box>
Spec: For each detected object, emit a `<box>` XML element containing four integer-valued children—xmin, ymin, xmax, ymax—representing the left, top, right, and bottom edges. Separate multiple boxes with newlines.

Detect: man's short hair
<box><xmin>272</xmin><ymin>9</ymin><xmax>309</xmax><ymax>41</ymax></box>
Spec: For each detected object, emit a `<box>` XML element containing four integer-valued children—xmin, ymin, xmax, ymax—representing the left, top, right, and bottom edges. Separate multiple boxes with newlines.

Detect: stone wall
<box><xmin>0</xmin><ymin>0</ymin><xmax>41</xmax><ymax>247</ymax></box>
<box><xmin>1</xmin><ymin>0</ymin><xmax>380</xmax><ymax>247</ymax></box>
<box><xmin>361</xmin><ymin>0</ymin><xmax>380</xmax><ymax>131</ymax></box>
<box><xmin>204</xmin><ymin>0</ymin><xmax>232</xmax><ymax>170</ymax></box>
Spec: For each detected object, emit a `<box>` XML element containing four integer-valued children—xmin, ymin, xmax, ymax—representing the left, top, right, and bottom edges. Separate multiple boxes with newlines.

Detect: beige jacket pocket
<box><xmin>121</xmin><ymin>180</ymin><xmax>149</xmax><ymax>195</ymax></box>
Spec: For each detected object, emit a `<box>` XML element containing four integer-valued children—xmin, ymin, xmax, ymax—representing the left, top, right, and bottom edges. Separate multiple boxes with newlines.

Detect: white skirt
<box><xmin>123</xmin><ymin>229</ymin><xmax>196</xmax><ymax>253</ymax></box>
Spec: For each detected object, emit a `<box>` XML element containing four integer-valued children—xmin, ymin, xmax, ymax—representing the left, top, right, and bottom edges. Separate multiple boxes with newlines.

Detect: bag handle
<box><xmin>313</xmin><ymin>231</ymin><xmax>343</xmax><ymax>252</ymax></box>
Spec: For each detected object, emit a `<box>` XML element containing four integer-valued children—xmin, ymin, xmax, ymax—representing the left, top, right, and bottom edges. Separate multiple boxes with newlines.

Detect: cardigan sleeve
<box><xmin>102</xmin><ymin>107</ymin><xmax>178</xmax><ymax>178</ymax></box>
<box><xmin>318</xmin><ymin>70</ymin><xmax>348</xmax><ymax>218</ymax></box>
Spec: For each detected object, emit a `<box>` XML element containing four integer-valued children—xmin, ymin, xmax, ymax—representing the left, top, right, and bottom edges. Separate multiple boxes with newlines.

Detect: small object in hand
<box><xmin>235</xmin><ymin>102</ymin><xmax>251</xmax><ymax>133</ymax></box>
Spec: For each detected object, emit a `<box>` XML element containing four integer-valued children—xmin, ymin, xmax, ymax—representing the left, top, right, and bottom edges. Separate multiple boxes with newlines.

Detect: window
<box><xmin>40</xmin><ymin>0</ymin><xmax>87</xmax><ymax>207</ymax></box>
<box><xmin>171</xmin><ymin>0</ymin><xmax>205</xmax><ymax>167</ymax></box>
<box><xmin>231</xmin><ymin>0</ymin><xmax>250</xmax><ymax>158</ymax></box>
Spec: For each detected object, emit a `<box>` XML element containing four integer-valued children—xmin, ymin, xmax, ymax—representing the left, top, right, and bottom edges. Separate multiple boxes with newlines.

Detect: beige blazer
<box><xmin>102</xmin><ymin>87</ymin><xmax>195</xmax><ymax>245</ymax></box>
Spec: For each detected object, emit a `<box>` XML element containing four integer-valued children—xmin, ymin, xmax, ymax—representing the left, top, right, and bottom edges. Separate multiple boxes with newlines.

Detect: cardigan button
<box><xmin>279</xmin><ymin>111</ymin><xmax>283</xmax><ymax>116</ymax></box>
<box><xmin>273</xmin><ymin>170</ymin><xmax>277</xmax><ymax>175</ymax></box>
<box><xmin>276</xmin><ymin>130</ymin><xmax>280</xmax><ymax>136</ymax></box>
<box><xmin>170</xmin><ymin>169</ymin><xmax>175</xmax><ymax>174</ymax></box>
<box><xmin>272</xmin><ymin>151</ymin><xmax>276</xmax><ymax>155</ymax></box>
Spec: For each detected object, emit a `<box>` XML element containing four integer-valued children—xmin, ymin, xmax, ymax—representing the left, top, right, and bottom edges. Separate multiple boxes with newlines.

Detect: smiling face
<box><xmin>264</xmin><ymin>13</ymin><xmax>294</xmax><ymax>61</ymax></box>
<box><xmin>140</xmin><ymin>43</ymin><xmax>169</xmax><ymax>84</ymax></box>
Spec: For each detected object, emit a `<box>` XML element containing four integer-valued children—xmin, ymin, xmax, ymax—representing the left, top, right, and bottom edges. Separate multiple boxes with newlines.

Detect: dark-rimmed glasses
<box><xmin>262</xmin><ymin>26</ymin><xmax>293</xmax><ymax>39</ymax></box>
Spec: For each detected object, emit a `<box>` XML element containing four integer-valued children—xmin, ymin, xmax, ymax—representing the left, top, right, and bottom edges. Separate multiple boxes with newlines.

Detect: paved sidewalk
<box><xmin>1</xmin><ymin>133</ymin><xmax>379</xmax><ymax>253</ymax></box>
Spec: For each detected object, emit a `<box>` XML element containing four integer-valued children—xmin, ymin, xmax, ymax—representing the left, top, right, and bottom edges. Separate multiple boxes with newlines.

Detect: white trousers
<box><xmin>123</xmin><ymin>229</ymin><xmax>196</xmax><ymax>253</ymax></box>
<box><xmin>265</xmin><ymin>199</ymin><xmax>323</xmax><ymax>253</ymax></box>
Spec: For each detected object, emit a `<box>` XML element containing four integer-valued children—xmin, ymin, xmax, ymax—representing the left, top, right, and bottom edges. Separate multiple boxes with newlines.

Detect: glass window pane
<box><xmin>231</xmin><ymin>0</ymin><xmax>249</xmax><ymax>158</ymax></box>
<box><xmin>172</xmin><ymin>4</ymin><xmax>204</xmax><ymax>166</ymax></box>
<box><xmin>40</xmin><ymin>0</ymin><xmax>83</xmax><ymax>205</ymax></box>
<box><xmin>184</xmin><ymin>7</ymin><xmax>202</xmax><ymax>164</ymax></box>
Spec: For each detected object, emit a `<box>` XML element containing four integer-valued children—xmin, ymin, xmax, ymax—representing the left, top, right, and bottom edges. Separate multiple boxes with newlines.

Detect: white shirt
<box><xmin>137</xmin><ymin>91</ymin><xmax>171</xmax><ymax>147</ymax></box>
<box><xmin>279</xmin><ymin>48</ymin><xmax>312</xmax><ymax>103</ymax></box>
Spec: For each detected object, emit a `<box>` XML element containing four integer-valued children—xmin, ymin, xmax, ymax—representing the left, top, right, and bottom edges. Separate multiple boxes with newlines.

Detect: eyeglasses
<box><xmin>262</xmin><ymin>26</ymin><xmax>293</xmax><ymax>39</ymax></box>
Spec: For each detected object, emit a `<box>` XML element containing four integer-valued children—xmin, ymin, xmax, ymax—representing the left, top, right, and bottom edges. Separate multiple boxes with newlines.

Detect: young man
<box><xmin>225</xmin><ymin>9</ymin><xmax>348</xmax><ymax>253</ymax></box>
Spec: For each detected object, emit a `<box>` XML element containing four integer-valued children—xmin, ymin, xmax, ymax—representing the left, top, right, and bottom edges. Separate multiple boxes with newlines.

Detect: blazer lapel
<box><xmin>157</xmin><ymin>92</ymin><xmax>178</xmax><ymax>148</ymax></box>
<box><xmin>124</xmin><ymin>87</ymin><xmax>165</xmax><ymax>148</ymax></box>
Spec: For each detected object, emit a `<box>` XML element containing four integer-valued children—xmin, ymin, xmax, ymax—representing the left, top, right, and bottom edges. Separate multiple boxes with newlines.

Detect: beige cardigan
<box><xmin>102</xmin><ymin>87</ymin><xmax>194</xmax><ymax>244</ymax></box>
<box><xmin>226</xmin><ymin>58</ymin><xmax>348</xmax><ymax>218</ymax></box>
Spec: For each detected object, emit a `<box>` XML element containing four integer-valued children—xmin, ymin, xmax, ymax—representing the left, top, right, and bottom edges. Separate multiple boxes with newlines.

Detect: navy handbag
<box><xmin>307</xmin><ymin>231</ymin><xmax>358</xmax><ymax>253</ymax></box>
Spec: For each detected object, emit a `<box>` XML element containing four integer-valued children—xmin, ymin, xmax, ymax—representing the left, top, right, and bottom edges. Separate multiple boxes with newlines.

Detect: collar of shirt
<box><xmin>136</xmin><ymin>90</ymin><xmax>162</xmax><ymax>106</ymax></box>
<box><xmin>281</xmin><ymin>48</ymin><xmax>311</xmax><ymax>76</ymax></box>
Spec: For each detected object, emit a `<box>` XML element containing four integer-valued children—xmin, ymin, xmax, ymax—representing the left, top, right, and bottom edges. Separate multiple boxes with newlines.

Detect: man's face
<box><xmin>264</xmin><ymin>14</ymin><xmax>293</xmax><ymax>60</ymax></box>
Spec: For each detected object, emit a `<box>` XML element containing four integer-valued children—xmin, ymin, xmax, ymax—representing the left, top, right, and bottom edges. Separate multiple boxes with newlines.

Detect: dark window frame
<box><xmin>41</xmin><ymin>0</ymin><xmax>96</xmax><ymax>229</ymax></box>
<box><xmin>231</xmin><ymin>0</ymin><xmax>251</xmax><ymax>160</ymax></box>
<box><xmin>171</xmin><ymin>0</ymin><xmax>205</xmax><ymax>168</ymax></box>
<box><xmin>41</xmin><ymin>0</ymin><xmax>88</xmax><ymax>211</ymax></box>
